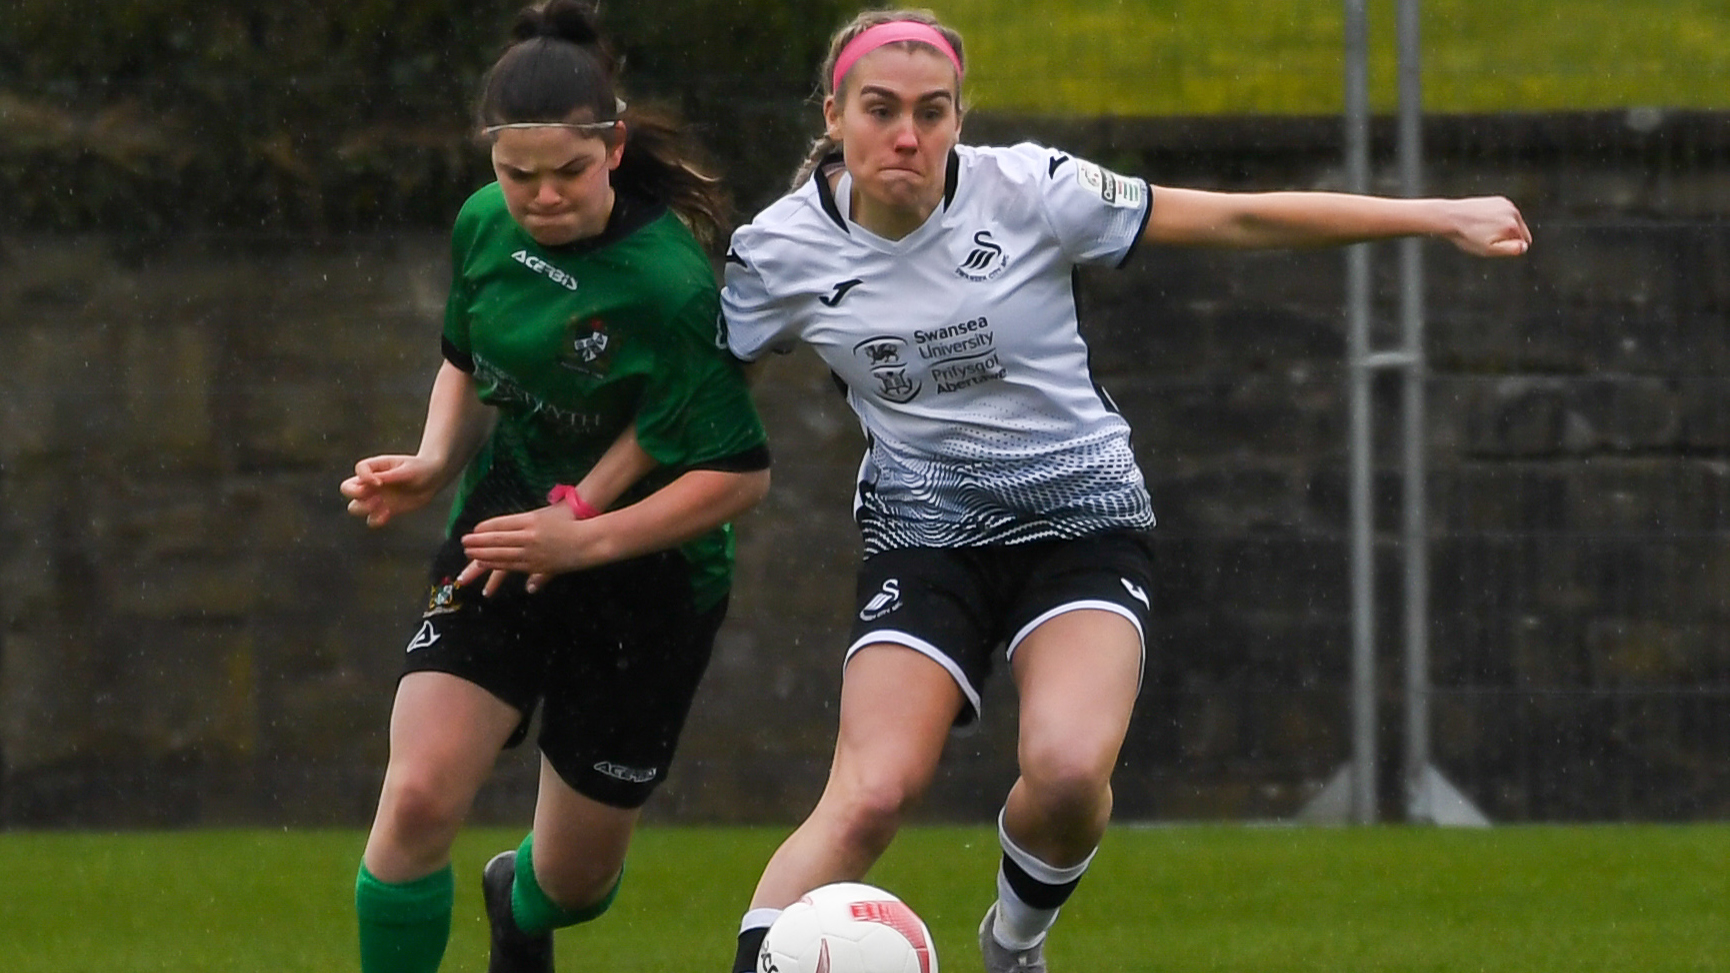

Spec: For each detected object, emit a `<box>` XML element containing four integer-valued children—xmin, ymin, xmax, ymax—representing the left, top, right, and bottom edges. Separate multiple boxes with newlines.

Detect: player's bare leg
<box><xmin>482</xmin><ymin>760</ymin><xmax>641</xmax><ymax>973</ymax></box>
<box><xmin>983</xmin><ymin>609</ymin><xmax>1141</xmax><ymax>972</ymax></box>
<box><xmin>732</xmin><ymin>644</ymin><xmax>961</xmax><ymax>972</ymax></box>
<box><xmin>752</xmin><ymin>644</ymin><xmax>962</xmax><ymax>904</ymax></box>
<box><xmin>359</xmin><ymin>671</ymin><xmax>522</xmax><ymax>973</ymax></box>
<box><xmin>364</xmin><ymin>671</ymin><xmax>522</xmax><ymax>881</ymax></box>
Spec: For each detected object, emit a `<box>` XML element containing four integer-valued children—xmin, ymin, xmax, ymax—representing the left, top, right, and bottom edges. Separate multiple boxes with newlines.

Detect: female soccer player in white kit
<box><xmin>721</xmin><ymin>11</ymin><xmax>1531</xmax><ymax>973</ymax></box>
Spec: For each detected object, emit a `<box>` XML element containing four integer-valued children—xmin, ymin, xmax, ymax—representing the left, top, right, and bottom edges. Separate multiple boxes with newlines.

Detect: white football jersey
<box><xmin>724</xmin><ymin>142</ymin><xmax>1157</xmax><ymax>553</ymax></box>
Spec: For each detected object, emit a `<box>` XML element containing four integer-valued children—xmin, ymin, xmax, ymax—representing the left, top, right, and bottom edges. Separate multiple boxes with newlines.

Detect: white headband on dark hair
<box><xmin>484</xmin><ymin>120</ymin><xmax>619</xmax><ymax>134</ymax></box>
<box><xmin>483</xmin><ymin>98</ymin><xmax>628</xmax><ymax>135</ymax></box>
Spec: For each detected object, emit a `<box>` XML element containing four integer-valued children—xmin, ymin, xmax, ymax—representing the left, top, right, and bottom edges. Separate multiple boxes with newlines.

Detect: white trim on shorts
<box><xmin>844</xmin><ymin>629</ymin><xmax>984</xmax><ymax>717</ymax></box>
<box><xmin>1005</xmin><ymin>598</ymin><xmax>1146</xmax><ymax>689</ymax></box>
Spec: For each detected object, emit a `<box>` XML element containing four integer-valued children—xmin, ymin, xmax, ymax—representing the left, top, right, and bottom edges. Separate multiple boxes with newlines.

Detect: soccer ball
<box><xmin>759</xmin><ymin>882</ymin><xmax>938</xmax><ymax>973</ymax></box>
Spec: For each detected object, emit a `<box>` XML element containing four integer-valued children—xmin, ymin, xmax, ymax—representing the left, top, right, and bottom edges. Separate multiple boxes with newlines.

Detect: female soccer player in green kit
<box><xmin>340</xmin><ymin>3</ymin><xmax>769</xmax><ymax>971</ymax></box>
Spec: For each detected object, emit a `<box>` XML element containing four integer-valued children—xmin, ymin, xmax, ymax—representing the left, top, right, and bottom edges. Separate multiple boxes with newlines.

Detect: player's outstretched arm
<box><xmin>1142</xmin><ymin>187</ymin><xmax>1531</xmax><ymax>257</ymax></box>
<box><xmin>457</xmin><ymin>466</ymin><xmax>770</xmax><ymax>590</ymax></box>
<box><xmin>341</xmin><ymin>361</ymin><xmax>495</xmax><ymax>528</ymax></box>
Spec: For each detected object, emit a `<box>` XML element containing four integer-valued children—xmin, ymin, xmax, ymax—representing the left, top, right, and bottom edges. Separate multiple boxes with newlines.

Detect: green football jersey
<box><xmin>442</xmin><ymin>183</ymin><xmax>766</xmax><ymax>610</ymax></box>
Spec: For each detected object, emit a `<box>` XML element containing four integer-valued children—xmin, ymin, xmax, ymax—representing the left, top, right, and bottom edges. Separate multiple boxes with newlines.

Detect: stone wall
<box><xmin>2</xmin><ymin>111</ymin><xmax>1726</xmax><ymax>826</ymax></box>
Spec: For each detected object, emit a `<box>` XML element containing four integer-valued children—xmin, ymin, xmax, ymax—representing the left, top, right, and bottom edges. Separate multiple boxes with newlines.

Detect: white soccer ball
<box><xmin>759</xmin><ymin>882</ymin><xmax>939</xmax><ymax>973</ymax></box>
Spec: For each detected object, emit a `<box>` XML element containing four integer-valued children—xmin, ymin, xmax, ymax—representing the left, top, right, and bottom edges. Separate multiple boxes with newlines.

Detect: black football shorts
<box><xmin>846</xmin><ymin>530</ymin><xmax>1155</xmax><ymax>725</ymax></box>
<box><xmin>400</xmin><ymin>535</ymin><xmax>725</xmax><ymax>808</ymax></box>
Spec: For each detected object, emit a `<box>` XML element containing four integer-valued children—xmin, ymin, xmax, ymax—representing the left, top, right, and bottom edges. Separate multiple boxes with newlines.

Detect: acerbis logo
<box><xmin>593</xmin><ymin>761</ymin><xmax>657</xmax><ymax>783</ymax></box>
<box><xmin>859</xmin><ymin>578</ymin><xmax>902</xmax><ymax>621</ymax></box>
<box><xmin>954</xmin><ymin>229</ymin><xmax>1007</xmax><ymax>281</ymax></box>
<box><xmin>511</xmin><ymin>249</ymin><xmax>579</xmax><ymax>290</ymax></box>
<box><xmin>406</xmin><ymin>620</ymin><xmax>441</xmax><ymax>653</ymax></box>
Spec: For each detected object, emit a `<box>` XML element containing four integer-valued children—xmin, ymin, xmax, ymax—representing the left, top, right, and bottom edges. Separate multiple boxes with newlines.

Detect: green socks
<box><xmin>352</xmin><ymin>837</ymin><xmax>621</xmax><ymax>973</ymax></box>
<box><xmin>510</xmin><ymin>834</ymin><xmax>622</xmax><ymax>935</ymax></box>
<box><xmin>356</xmin><ymin>863</ymin><xmax>454</xmax><ymax>973</ymax></box>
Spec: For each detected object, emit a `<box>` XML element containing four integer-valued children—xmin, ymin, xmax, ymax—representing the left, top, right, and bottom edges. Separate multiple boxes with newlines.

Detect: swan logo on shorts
<box><xmin>1120</xmin><ymin>577</ymin><xmax>1150</xmax><ymax>610</ymax></box>
<box><xmin>593</xmin><ymin>761</ymin><xmax>657</xmax><ymax>783</ymax></box>
<box><xmin>859</xmin><ymin>578</ymin><xmax>903</xmax><ymax>621</ymax></box>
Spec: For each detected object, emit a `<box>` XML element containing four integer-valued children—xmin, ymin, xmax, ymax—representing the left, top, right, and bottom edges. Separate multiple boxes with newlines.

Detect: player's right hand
<box><xmin>341</xmin><ymin>454</ymin><xmax>444</xmax><ymax>528</ymax></box>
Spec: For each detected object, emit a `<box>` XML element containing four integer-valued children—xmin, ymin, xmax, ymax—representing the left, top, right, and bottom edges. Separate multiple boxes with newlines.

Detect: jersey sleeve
<box><xmin>634</xmin><ymin>286</ymin><xmax>769</xmax><ymax>470</ymax></box>
<box><xmin>1016</xmin><ymin>143</ymin><xmax>1151</xmax><ymax>268</ymax></box>
<box><xmin>441</xmin><ymin>195</ymin><xmax>483</xmax><ymax>371</ymax></box>
<box><xmin>719</xmin><ymin>235</ymin><xmax>800</xmax><ymax>363</ymax></box>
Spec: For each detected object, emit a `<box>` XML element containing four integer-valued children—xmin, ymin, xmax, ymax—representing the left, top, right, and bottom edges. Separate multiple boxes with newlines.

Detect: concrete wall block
<box><xmin>1565</xmin><ymin>457</ymin><xmax>1730</xmax><ymax>534</ymax></box>
<box><xmin>106</xmin><ymin>558</ymin><xmax>262</xmax><ymax>621</ymax></box>
<box><xmin>1585</xmin><ymin>619</ymin><xmax>1723</xmax><ymax>686</ymax></box>
<box><xmin>1455</xmin><ymin>374</ymin><xmax>1682</xmax><ymax>456</ymax></box>
<box><xmin>1676</xmin><ymin>378</ymin><xmax>1730</xmax><ymax>451</ymax></box>
<box><xmin>1430</xmin><ymin>462</ymin><xmax>1573</xmax><ymax>533</ymax></box>
<box><xmin>232</xmin><ymin>376</ymin><xmax>359</xmax><ymax>469</ymax></box>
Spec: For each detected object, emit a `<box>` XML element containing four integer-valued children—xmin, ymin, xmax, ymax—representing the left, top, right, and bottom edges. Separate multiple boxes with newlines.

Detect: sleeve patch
<box><xmin>1074</xmin><ymin>159</ymin><xmax>1144</xmax><ymax>209</ymax></box>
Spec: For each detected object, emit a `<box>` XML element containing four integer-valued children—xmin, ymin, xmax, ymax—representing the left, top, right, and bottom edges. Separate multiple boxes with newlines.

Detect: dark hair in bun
<box><xmin>476</xmin><ymin>1</ymin><xmax>729</xmax><ymax>247</ymax></box>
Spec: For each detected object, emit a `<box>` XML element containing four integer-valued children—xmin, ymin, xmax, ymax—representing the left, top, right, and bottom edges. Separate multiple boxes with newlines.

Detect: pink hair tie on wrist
<box><xmin>832</xmin><ymin>21</ymin><xmax>963</xmax><ymax>94</ymax></box>
<box><xmin>547</xmin><ymin>484</ymin><xmax>601</xmax><ymax>520</ymax></box>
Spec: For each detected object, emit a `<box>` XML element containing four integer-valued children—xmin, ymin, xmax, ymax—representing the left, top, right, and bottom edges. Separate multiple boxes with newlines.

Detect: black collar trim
<box><xmin>814</xmin><ymin>151</ymin><xmax>850</xmax><ymax>233</ymax></box>
<box><xmin>813</xmin><ymin>148</ymin><xmax>962</xmax><ymax>229</ymax></box>
<box><xmin>548</xmin><ymin>188</ymin><xmax>664</xmax><ymax>254</ymax></box>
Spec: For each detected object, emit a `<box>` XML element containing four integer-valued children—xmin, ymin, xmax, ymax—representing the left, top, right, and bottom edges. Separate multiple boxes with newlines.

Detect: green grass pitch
<box><xmin>1</xmin><ymin>824</ymin><xmax>1725</xmax><ymax>972</ymax></box>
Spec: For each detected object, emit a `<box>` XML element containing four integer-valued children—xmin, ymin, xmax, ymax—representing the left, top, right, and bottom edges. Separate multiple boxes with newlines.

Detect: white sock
<box><xmin>991</xmin><ymin>809</ymin><xmax>1096</xmax><ymax>950</ymax></box>
<box><xmin>740</xmin><ymin>907</ymin><xmax>782</xmax><ymax>934</ymax></box>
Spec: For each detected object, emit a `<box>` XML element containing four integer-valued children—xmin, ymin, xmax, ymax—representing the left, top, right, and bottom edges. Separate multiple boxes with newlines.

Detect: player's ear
<box><xmin>606</xmin><ymin>121</ymin><xmax>626</xmax><ymax>169</ymax></box>
<box><xmin>822</xmin><ymin>93</ymin><xmax>842</xmax><ymax>141</ymax></box>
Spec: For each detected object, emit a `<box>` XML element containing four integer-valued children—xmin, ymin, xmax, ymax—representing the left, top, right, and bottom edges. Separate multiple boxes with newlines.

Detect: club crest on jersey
<box><xmin>559</xmin><ymin>317</ymin><xmax>613</xmax><ymax>376</ymax></box>
<box><xmin>853</xmin><ymin>335</ymin><xmax>921</xmax><ymax>404</ymax></box>
<box><xmin>954</xmin><ymin>229</ymin><xmax>1008</xmax><ymax>282</ymax></box>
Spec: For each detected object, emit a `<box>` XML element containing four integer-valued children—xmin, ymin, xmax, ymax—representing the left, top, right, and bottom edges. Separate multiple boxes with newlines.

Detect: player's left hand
<box><xmin>1442</xmin><ymin>196</ymin><xmax>1532</xmax><ymax>257</ymax></box>
<box><xmin>458</xmin><ymin>504</ymin><xmax>597</xmax><ymax>595</ymax></box>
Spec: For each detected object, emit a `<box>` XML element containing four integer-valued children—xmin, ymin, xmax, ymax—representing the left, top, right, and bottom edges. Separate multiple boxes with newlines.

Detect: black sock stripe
<box><xmin>1001</xmin><ymin>853</ymin><xmax>1083</xmax><ymax>911</ymax></box>
<box><xmin>735</xmin><ymin>925</ymin><xmax>770</xmax><ymax>973</ymax></box>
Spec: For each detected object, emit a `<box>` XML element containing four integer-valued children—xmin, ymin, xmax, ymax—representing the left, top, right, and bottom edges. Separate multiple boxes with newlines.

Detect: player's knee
<box><xmin>1020</xmin><ymin>745</ymin><xmax>1113</xmax><ymax>821</ymax></box>
<box><xmin>377</xmin><ymin>772</ymin><xmax>467</xmax><ymax>850</ymax></box>
<box><xmin>827</xmin><ymin>777</ymin><xmax>922</xmax><ymax>855</ymax></box>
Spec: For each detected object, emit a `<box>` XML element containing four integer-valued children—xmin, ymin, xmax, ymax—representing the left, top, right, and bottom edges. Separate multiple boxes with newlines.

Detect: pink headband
<box><xmin>831</xmin><ymin>21</ymin><xmax>963</xmax><ymax>94</ymax></box>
